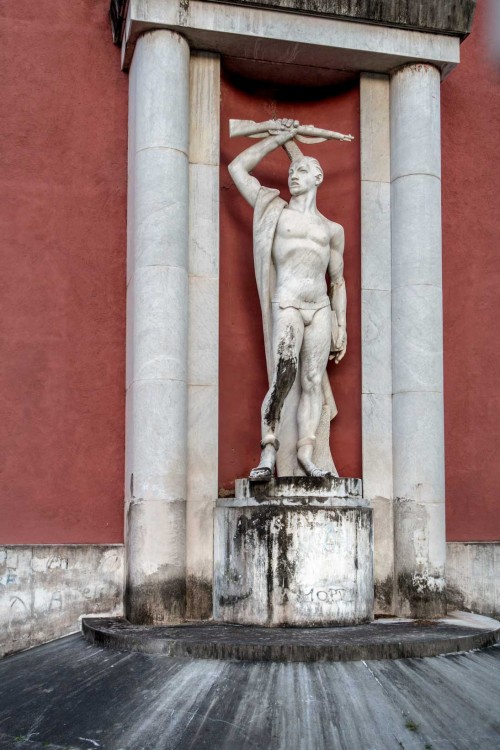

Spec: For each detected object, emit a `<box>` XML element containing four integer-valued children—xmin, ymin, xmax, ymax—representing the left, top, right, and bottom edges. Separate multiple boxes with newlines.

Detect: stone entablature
<box><xmin>110</xmin><ymin>0</ymin><xmax>476</xmax><ymax>45</ymax></box>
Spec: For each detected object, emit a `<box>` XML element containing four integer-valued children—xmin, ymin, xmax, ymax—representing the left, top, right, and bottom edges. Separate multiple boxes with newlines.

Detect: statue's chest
<box><xmin>277</xmin><ymin>209</ymin><xmax>329</xmax><ymax>247</ymax></box>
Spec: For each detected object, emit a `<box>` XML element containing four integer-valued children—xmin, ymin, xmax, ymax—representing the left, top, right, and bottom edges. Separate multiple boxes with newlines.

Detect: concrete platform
<box><xmin>81</xmin><ymin>611</ymin><xmax>500</xmax><ymax>662</ymax></box>
<box><xmin>1</xmin><ymin>632</ymin><xmax>499</xmax><ymax>750</ymax></box>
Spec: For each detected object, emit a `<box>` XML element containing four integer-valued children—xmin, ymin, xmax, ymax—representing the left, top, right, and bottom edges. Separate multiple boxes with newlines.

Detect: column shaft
<box><xmin>360</xmin><ymin>73</ymin><xmax>394</xmax><ymax>614</ymax></box>
<box><xmin>125</xmin><ymin>30</ymin><xmax>190</xmax><ymax>624</ymax></box>
<box><xmin>391</xmin><ymin>64</ymin><xmax>446</xmax><ymax>617</ymax></box>
<box><xmin>186</xmin><ymin>52</ymin><xmax>220</xmax><ymax>620</ymax></box>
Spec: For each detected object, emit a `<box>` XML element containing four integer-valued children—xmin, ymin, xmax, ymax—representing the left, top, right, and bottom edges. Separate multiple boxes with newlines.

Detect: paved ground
<box><xmin>0</xmin><ymin>634</ymin><xmax>499</xmax><ymax>750</ymax></box>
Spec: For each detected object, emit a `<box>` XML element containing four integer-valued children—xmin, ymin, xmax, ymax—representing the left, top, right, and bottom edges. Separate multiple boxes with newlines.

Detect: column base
<box><xmin>214</xmin><ymin>477</ymin><xmax>373</xmax><ymax>627</ymax></box>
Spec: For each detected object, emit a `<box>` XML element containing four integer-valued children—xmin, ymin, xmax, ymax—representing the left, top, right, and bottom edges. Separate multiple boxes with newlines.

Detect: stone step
<box><xmin>81</xmin><ymin>613</ymin><xmax>500</xmax><ymax>662</ymax></box>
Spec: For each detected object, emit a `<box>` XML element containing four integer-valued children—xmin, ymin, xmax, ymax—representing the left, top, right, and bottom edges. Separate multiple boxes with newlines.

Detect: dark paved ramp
<box><xmin>0</xmin><ymin>634</ymin><xmax>499</xmax><ymax>750</ymax></box>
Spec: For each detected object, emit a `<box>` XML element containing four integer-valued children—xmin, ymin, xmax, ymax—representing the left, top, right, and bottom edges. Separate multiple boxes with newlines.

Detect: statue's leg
<box><xmin>250</xmin><ymin>306</ymin><xmax>303</xmax><ymax>481</ymax></box>
<box><xmin>297</xmin><ymin>306</ymin><xmax>332</xmax><ymax>477</ymax></box>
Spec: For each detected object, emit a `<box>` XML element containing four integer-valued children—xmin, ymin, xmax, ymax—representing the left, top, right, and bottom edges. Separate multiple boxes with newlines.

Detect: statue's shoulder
<box><xmin>257</xmin><ymin>185</ymin><xmax>284</xmax><ymax>203</ymax></box>
<box><xmin>255</xmin><ymin>185</ymin><xmax>287</xmax><ymax>216</ymax></box>
<box><xmin>329</xmin><ymin>220</ymin><xmax>345</xmax><ymax>236</ymax></box>
<box><xmin>317</xmin><ymin>212</ymin><xmax>344</xmax><ymax>240</ymax></box>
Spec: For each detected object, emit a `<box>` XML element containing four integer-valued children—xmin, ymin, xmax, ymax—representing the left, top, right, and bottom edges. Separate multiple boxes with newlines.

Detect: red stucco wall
<box><xmin>219</xmin><ymin>73</ymin><xmax>362</xmax><ymax>489</ymax></box>
<box><xmin>1</xmin><ymin>1</ymin><xmax>498</xmax><ymax>544</ymax></box>
<box><xmin>442</xmin><ymin>0</ymin><xmax>500</xmax><ymax>541</ymax></box>
<box><xmin>0</xmin><ymin>2</ymin><xmax>127</xmax><ymax>543</ymax></box>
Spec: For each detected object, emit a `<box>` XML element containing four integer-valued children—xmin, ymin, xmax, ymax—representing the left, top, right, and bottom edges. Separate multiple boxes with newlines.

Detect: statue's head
<box><xmin>288</xmin><ymin>156</ymin><xmax>324</xmax><ymax>196</ymax></box>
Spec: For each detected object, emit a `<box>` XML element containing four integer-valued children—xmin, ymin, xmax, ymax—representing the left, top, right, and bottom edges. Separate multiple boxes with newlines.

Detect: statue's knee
<box><xmin>302</xmin><ymin>370</ymin><xmax>322</xmax><ymax>394</ymax></box>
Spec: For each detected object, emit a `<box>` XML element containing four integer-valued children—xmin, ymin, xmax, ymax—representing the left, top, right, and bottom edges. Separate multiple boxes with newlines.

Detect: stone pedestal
<box><xmin>214</xmin><ymin>478</ymin><xmax>373</xmax><ymax>627</ymax></box>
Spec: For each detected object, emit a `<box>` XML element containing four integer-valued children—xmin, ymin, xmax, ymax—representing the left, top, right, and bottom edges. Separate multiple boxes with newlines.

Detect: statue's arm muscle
<box><xmin>328</xmin><ymin>225</ymin><xmax>347</xmax><ymax>362</ymax></box>
<box><xmin>228</xmin><ymin>126</ymin><xmax>297</xmax><ymax>208</ymax></box>
<box><xmin>329</xmin><ymin>225</ymin><xmax>346</xmax><ymax>323</ymax></box>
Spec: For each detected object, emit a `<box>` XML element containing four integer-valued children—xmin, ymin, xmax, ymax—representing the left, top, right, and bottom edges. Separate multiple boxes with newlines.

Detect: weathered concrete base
<box><xmin>214</xmin><ymin>478</ymin><xmax>373</xmax><ymax>627</ymax></box>
<box><xmin>81</xmin><ymin>612</ymin><xmax>500</xmax><ymax>662</ymax></box>
<box><xmin>0</xmin><ymin>545</ymin><xmax>124</xmax><ymax>657</ymax></box>
<box><xmin>447</xmin><ymin>542</ymin><xmax>500</xmax><ymax>618</ymax></box>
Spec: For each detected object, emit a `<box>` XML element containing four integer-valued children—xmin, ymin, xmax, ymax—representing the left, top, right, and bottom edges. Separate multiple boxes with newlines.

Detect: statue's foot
<box><xmin>249</xmin><ymin>465</ymin><xmax>273</xmax><ymax>482</ymax></box>
<box><xmin>249</xmin><ymin>443</ymin><xmax>276</xmax><ymax>482</ymax></box>
<box><xmin>298</xmin><ymin>456</ymin><xmax>339</xmax><ymax>479</ymax></box>
<box><xmin>309</xmin><ymin>467</ymin><xmax>334</xmax><ymax>478</ymax></box>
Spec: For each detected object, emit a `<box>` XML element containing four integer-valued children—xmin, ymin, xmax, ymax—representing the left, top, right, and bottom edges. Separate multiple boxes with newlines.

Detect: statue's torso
<box><xmin>272</xmin><ymin>207</ymin><xmax>331</xmax><ymax>305</ymax></box>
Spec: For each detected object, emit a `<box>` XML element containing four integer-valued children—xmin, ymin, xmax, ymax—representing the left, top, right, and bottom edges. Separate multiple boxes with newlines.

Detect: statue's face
<box><xmin>288</xmin><ymin>158</ymin><xmax>322</xmax><ymax>196</ymax></box>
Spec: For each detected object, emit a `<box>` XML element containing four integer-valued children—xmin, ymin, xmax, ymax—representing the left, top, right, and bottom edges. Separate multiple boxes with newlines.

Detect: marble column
<box><xmin>390</xmin><ymin>64</ymin><xmax>446</xmax><ymax>617</ymax></box>
<box><xmin>186</xmin><ymin>52</ymin><xmax>220</xmax><ymax>619</ymax></box>
<box><xmin>125</xmin><ymin>30</ymin><xmax>190</xmax><ymax>623</ymax></box>
<box><xmin>360</xmin><ymin>73</ymin><xmax>394</xmax><ymax>614</ymax></box>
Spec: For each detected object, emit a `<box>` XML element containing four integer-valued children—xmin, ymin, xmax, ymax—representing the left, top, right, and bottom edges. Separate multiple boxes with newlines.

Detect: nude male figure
<box><xmin>229</xmin><ymin>119</ymin><xmax>347</xmax><ymax>480</ymax></box>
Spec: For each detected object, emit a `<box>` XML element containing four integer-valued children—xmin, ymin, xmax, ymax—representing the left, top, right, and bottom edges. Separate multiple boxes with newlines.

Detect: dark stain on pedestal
<box><xmin>219</xmin><ymin>590</ymin><xmax>252</xmax><ymax>607</ymax></box>
<box><xmin>235</xmin><ymin>508</ymin><xmax>298</xmax><ymax>624</ymax></box>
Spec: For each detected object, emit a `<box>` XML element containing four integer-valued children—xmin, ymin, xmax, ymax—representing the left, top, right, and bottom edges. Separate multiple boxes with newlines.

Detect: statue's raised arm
<box><xmin>228</xmin><ymin>119</ymin><xmax>298</xmax><ymax>207</ymax></box>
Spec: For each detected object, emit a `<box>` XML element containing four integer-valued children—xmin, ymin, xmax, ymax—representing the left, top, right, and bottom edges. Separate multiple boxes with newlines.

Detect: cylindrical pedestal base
<box><xmin>214</xmin><ymin>478</ymin><xmax>373</xmax><ymax>627</ymax></box>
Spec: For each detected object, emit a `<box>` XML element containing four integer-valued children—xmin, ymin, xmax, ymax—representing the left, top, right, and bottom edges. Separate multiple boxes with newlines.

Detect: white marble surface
<box><xmin>189</xmin><ymin>52</ymin><xmax>220</xmax><ymax>166</ymax></box>
<box><xmin>391</xmin><ymin>173</ymin><xmax>442</xmax><ymax>289</ymax></box>
<box><xmin>362</xmin><ymin>289</ymin><xmax>392</xmax><ymax>395</ymax></box>
<box><xmin>390</xmin><ymin>64</ymin><xmax>441</xmax><ymax>181</ymax></box>
<box><xmin>187</xmin><ymin>385</ymin><xmax>218</xmax><ymax>500</ymax></box>
<box><xmin>397</xmin><ymin>501</ymin><xmax>447</xmax><ymax>571</ymax></box>
<box><xmin>361</xmin><ymin>180</ymin><xmax>391</xmax><ymax>291</ymax></box>
<box><xmin>235</xmin><ymin>476</ymin><xmax>363</xmax><ymax>499</ymax></box>
<box><xmin>126</xmin><ymin>265</ymin><xmax>189</xmax><ymax>388</ymax></box>
<box><xmin>125</xmin><ymin>0</ymin><xmax>460</xmax><ymax>75</ymax></box>
<box><xmin>132</xmin><ymin>147</ymin><xmax>189</xmax><ymax>272</ymax></box>
<box><xmin>390</xmin><ymin>63</ymin><xmax>445</xmax><ymax>616</ymax></box>
<box><xmin>186</xmin><ymin>52</ymin><xmax>220</xmax><ymax>619</ymax></box>
<box><xmin>394</xmin><ymin>499</ymin><xmax>446</xmax><ymax>612</ymax></box>
<box><xmin>392</xmin><ymin>284</ymin><xmax>444</xmax><ymax>394</ymax></box>
<box><xmin>188</xmin><ymin>275</ymin><xmax>219</xmax><ymax>387</ymax></box>
<box><xmin>125</xmin><ymin>30</ymin><xmax>191</xmax><ymax>622</ymax></box>
<box><xmin>131</xmin><ymin>30</ymin><xmax>189</xmax><ymax>155</ymax></box>
<box><xmin>360</xmin><ymin>72</ymin><xmax>393</xmax><ymax>613</ymax></box>
<box><xmin>360</xmin><ymin>73</ymin><xmax>390</xmax><ymax>183</ymax></box>
<box><xmin>189</xmin><ymin>164</ymin><xmax>219</xmax><ymax>277</ymax></box>
<box><xmin>229</xmin><ymin>120</ymin><xmax>347</xmax><ymax>479</ymax></box>
<box><xmin>127</xmin><ymin>500</ymin><xmax>186</xmax><ymax>577</ymax></box>
<box><xmin>186</xmin><ymin>384</ymin><xmax>218</xmax><ymax>615</ymax></box>
<box><xmin>126</xmin><ymin>378</ymin><xmax>188</xmax><ymax>503</ymax></box>
<box><xmin>361</xmin><ymin>393</ymin><xmax>393</xmax><ymax>501</ymax></box>
<box><xmin>392</xmin><ymin>391</ymin><xmax>445</xmax><ymax>505</ymax></box>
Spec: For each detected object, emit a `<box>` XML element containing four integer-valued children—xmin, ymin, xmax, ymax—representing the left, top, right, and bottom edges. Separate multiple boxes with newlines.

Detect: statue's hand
<box><xmin>268</xmin><ymin>118</ymin><xmax>299</xmax><ymax>143</ymax></box>
<box><xmin>329</xmin><ymin>325</ymin><xmax>347</xmax><ymax>364</ymax></box>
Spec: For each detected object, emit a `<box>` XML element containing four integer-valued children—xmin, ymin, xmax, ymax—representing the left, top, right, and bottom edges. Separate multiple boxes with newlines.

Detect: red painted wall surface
<box><xmin>0</xmin><ymin>2</ymin><xmax>127</xmax><ymax>543</ymax></box>
<box><xmin>442</xmin><ymin>0</ymin><xmax>500</xmax><ymax>541</ymax></box>
<box><xmin>219</xmin><ymin>72</ymin><xmax>362</xmax><ymax>489</ymax></box>
<box><xmin>1</xmin><ymin>1</ymin><xmax>498</xmax><ymax>543</ymax></box>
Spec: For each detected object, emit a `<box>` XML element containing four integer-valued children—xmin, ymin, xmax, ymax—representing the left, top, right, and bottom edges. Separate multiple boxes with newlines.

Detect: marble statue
<box><xmin>229</xmin><ymin>118</ymin><xmax>353</xmax><ymax>481</ymax></box>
